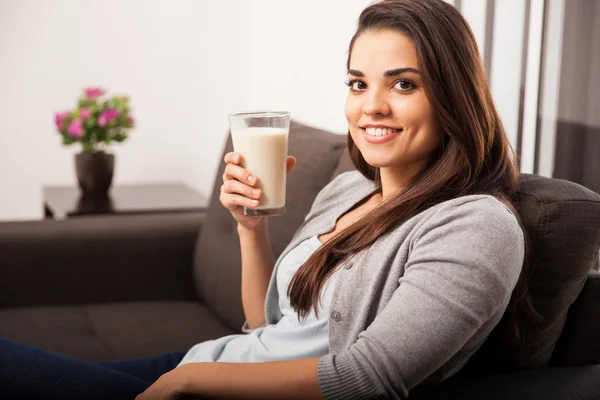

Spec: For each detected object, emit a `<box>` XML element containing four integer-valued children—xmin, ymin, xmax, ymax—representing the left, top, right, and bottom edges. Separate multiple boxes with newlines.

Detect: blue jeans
<box><xmin>0</xmin><ymin>338</ymin><xmax>186</xmax><ymax>400</ymax></box>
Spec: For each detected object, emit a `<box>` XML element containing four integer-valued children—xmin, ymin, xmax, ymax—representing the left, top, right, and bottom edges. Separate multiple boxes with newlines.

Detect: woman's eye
<box><xmin>348</xmin><ymin>80</ymin><xmax>366</xmax><ymax>91</ymax></box>
<box><xmin>394</xmin><ymin>80</ymin><xmax>415</xmax><ymax>91</ymax></box>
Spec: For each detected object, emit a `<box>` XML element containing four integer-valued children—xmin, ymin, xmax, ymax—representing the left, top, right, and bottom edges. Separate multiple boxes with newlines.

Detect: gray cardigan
<box><xmin>263</xmin><ymin>171</ymin><xmax>525</xmax><ymax>400</ymax></box>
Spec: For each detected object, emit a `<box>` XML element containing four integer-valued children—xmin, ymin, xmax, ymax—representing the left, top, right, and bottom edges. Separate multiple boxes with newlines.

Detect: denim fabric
<box><xmin>0</xmin><ymin>338</ymin><xmax>185</xmax><ymax>400</ymax></box>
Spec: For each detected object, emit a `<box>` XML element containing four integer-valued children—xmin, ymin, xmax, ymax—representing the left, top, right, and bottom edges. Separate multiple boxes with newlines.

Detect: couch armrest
<box><xmin>0</xmin><ymin>212</ymin><xmax>204</xmax><ymax>308</ymax></box>
<box><xmin>549</xmin><ymin>271</ymin><xmax>600</xmax><ymax>366</ymax></box>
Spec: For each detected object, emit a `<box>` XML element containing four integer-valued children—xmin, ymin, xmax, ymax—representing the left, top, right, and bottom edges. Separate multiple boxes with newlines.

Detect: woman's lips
<box><xmin>362</xmin><ymin>128</ymin><xmax>402</xmax><ymax>144</ymax></box>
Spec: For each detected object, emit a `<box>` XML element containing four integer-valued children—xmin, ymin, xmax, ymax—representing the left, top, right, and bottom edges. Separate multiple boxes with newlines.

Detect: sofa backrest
<box><xmin>463</xmin><ymin>173</ymin><xmax>600</xmax><ymax>370</ymax></box>
<box><xmin>193</xmin><ymin>121</ymin><xmax>348</xmax><ymax>331</ymax></box>
<box><xmin>510</xmin><ymin>173</ymin><xmax>600</xmax><ymax>366</ymax></box>
<box><xmin>194</xmin><ymin>122</ymin><xmax>600</xmax><ymax>369</ymax></box>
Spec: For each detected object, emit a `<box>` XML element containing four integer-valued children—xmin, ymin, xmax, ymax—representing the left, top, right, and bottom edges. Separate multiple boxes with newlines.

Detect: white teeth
<box><xmin>365</xmin><ymin>127</ymin><xmax>400</xmax><ymax>136</ymax></box>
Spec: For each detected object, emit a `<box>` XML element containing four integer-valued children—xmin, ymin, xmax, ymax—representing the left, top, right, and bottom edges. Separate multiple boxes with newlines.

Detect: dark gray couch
<box><xmin>1</xmin><ymin>121</ymin><xmax>599</xmax><ymax>399</ymax></box>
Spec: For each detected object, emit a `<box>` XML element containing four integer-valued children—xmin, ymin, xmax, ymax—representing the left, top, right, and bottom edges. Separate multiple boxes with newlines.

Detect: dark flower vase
<box><xmin>75</xmin><ymin>152</ymin><xmax>115</xmax><ymax>196</ymax></box>
<box><xmin>76</xmin><ymin>192</ymin><xmax>114</xmax><ymax>214</ymax></box>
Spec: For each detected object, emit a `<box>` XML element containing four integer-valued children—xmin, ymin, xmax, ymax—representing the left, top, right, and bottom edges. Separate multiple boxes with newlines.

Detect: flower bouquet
<box><xmin>54</xmin><ymin>87</ymin><xmax>135</xmax><ymax>195</ymax></box>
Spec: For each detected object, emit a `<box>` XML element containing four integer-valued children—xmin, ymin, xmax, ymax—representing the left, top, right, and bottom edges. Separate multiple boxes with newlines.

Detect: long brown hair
<box><xmin>288</xmin><ymin>0</ymin><xmax>536</xmax><ymax>366</ymax></box>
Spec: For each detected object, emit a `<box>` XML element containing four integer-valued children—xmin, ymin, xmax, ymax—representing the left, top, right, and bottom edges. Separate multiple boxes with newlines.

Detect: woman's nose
<box><xmin>362</xmin><ymin>90</ymin><xmax>391</xmax><ymax>116</ymax></box>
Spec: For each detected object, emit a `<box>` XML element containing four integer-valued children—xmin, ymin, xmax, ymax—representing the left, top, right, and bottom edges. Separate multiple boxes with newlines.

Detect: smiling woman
<box><xmin>0</xmin><ymin>1</ymin><xmax>533</xmax><ymax>400</ymax></box>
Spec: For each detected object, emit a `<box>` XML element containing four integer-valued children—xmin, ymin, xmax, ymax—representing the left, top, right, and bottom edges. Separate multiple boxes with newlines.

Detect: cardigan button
<box><xmin>344</xmin><ymin>262</ymin><xmax>353</xmax><ymax>270</ymax></box>
<box><xmin>331</xmin><ymin>311</ymin><xmax>341</xmax><ymax>322</ymax></box>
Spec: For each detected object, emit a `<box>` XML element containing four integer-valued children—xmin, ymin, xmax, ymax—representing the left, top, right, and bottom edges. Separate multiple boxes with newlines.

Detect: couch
<box><xmin>1</xmin><ymin>121</ymin><xmax>599</xmax><ymax>399</ymax></box>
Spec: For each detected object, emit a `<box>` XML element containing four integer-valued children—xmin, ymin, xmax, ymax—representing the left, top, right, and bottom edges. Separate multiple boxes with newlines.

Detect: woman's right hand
<box><xmin>220</xmin><ymin>152</ymin><xmax>296</xmax><ymax>232</ymax></box>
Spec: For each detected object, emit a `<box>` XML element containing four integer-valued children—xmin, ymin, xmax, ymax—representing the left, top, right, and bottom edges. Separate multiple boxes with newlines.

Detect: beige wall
<box><xmin>558</xmin><ymin>0</ymin><xmax>600</xmax><ymax>128</ymax></box>
<box><xmin>586</xmin><ymin>1</ymin><xmax>600</xmax><ymax>127</ymax></box>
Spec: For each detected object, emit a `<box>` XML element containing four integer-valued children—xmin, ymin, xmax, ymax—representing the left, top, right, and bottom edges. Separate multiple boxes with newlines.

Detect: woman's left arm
<box><xmin>137</xmin><ymin>357</ymin><xmax>323</xmax><ymax>400</ymax></box>
<box><xmin>317</xmin><ymin>198</ymin><xmax>526</xmax><ymax>400</ymax></box>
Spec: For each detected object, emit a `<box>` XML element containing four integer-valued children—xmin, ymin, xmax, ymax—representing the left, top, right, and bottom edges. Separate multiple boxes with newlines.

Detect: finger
<box><xmin>221</xmin><ymin>180</ymin><xmax>261</xmax><ymax>199</ymax></box>
<box><xmin>223</xmin><ymin>163</ymin><xmax>257</xmax><ymax>185</ymax></box>
<box><xmin>220</xmin><ymin>192</ymin><xmax>260</xmax><ymax>210</ymax></box>
<box><xmin>224</xmin><ymin>152</ymin><xmax>243</xmax><ymax>164</ymax></box>
<box><xmin>286</xmin><ymin>156</ymin><xmax>296</xmax><ymax>174</ymax></box>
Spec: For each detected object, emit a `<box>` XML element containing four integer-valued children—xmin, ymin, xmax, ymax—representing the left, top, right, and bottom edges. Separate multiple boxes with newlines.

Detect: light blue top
<box><xmin>178</xmin><ymin>235</ymin><xmax>338</xmax><ymax>364</ymax></box>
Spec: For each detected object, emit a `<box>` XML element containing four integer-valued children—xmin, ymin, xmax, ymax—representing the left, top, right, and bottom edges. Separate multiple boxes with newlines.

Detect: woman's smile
<box><xmin>361</xmin><ymin>126</ymin><xmax>403</xmax><ymax>144</ymax></box>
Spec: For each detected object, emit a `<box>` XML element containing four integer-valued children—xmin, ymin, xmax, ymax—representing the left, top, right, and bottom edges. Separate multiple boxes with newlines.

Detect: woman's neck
<box><xmin>378</xmin><ymin>161</ymin><xmax>428</xmax><ymax>202</ymax></box>
<box><xmin>379</xmin><ymin>168</ymin><xmax>408</xmax><ymax>202</ymax></box>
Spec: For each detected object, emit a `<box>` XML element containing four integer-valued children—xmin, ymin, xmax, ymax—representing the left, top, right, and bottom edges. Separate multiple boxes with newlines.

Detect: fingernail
<box><xmin>252</xmin><ymin>189</ymin><xmax>260</xmax><ymax>196</ymax></box>
<box><xmin>233</xmin><ymin>155</ymin><xmax>240</xmax><ymax>162</ymax></box>
<box><xmin>248</xmin><ymin>176</ymin><xmax>256</xmax><ymax>184</ymax></box>
<box><xmin>252</xmin><ymin>200</ymin><xmax>259</xmax><ymax>206</ymax></box>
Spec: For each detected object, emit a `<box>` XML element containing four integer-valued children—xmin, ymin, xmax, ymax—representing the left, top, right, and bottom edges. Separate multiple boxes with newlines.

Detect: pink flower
<box><xmin>98</xmin><ymin>108</ymin><xmax>119</xmax><ymax>127</ymax></box>
<box><xmin>67</xmin><ymin>118</ymin><xmax>84</xmax><ymax>138</ymax></box>
<box><xmin>54</xmin><ymin>111</ymin><xmax>69</xmax><ymax>130</ymax></box>
<box><xmin>127</xmin><ymin>116</ymin><xmax>135</xmax><ymax>127</ymax></box>
<box><xmin>79</xmin><ymin>108</ymin><xmax>91</xmax><ymax>120</ymax></box>
<box><xmin>84</xmin><ymin>87</ymin><xmax>105</xmax><ymax>99</ymax></box>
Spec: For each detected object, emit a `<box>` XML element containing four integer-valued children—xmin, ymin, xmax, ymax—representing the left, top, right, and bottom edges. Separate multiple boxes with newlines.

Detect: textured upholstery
<box><xmin>0</xmin><ymin>301</ymin><xmax>234</xmax><ymax>362</ymax></box>
<box><xmin>511</xmin><ymin>174</ymin><xmax>600</xmax><ymax>366</ymax></box>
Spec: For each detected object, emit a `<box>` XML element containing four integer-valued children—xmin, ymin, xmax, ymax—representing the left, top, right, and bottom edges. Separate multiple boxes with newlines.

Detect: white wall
<box><xmin>247</xmin><ymin>0</ymin><xmax>372</xmax><ymax>134</ymax></box>
<box><xmin>537</xmin><ymin>0</ymin><xmax>566</xmax><ymax>178</ymax></box>
<box><xmin>0</xmin><ymin>0</ymin><xmax>252</xmax><ymax>221</ymax></box>
<box><xmin>489</xmin><ymin>0</ymin><xmax>527</xmax><ymax>149</ymax></box>
<box><xmin>460</xmin><ymin>0</ymin><xmax>489</xmax><ymax>58</ymax></box>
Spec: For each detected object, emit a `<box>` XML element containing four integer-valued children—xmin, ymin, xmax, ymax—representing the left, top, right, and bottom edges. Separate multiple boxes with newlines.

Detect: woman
<box><xmin>0</xmin><ymin>0</ymin><xmax>531</xmax><ymax>399</ymax></box>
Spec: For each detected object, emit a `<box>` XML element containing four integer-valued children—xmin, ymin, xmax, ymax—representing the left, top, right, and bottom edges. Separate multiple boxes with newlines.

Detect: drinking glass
<box><xmin>228</xmin><ymin>111</ymin><xmax>291</xmax><ymax>217</ymax></box>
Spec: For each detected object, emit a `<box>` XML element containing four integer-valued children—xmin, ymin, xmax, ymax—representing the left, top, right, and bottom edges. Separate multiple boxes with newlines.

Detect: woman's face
<box><xmin>345</xmin><ymin>29</ymin><xmax>440</xmax><ymax>175</ymax></box>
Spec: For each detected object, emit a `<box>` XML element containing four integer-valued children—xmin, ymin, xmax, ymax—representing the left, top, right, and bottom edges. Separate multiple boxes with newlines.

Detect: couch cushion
<box><xmin>0</xmin><ymin>301</ymin><xmax>235</xmax><ymax>362</ymax></box>
<box><xmin>194</xmin><ymin>121</ymin><xmax>347</xmax><ymax>331</ymax></box>
<box><xmin>468</xmin><ymin>174</ymin><xmax>600</xmax><ymax>370</ymax></box>
<box><xmin>512</xmin><ymin>174</ymin><xmax>600</xmax><ymax>366</ymax></box>
<box><xmin>331</xmin><ymin>143</ymin><xmax>356</xmax><ymax>178</ymax></box>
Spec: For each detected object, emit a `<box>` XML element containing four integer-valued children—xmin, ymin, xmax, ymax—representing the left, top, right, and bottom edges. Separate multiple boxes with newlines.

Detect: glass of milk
<box><xmin>228</xmin><ymin>111</ymin><xmax>291</xmax><ymax>217</ymax></box>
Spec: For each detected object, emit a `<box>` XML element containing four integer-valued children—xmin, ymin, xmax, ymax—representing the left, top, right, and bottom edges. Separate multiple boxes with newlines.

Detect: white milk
<box><xmin>231</xmin><ymin>127</ymin><xmax>289</xmax><ymax>210</ymax></box>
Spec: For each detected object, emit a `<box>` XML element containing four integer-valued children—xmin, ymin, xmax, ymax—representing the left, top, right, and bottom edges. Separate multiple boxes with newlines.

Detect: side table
<box><xmin>43</xmin><ymin>183</ymin><xmax>209</xmax><ymax>220</ymax></box>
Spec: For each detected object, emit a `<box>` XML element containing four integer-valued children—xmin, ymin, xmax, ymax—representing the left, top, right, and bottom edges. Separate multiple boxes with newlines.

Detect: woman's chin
<box><xmin>364</xmin><ymin>161</ymin><xmax>396</xmax><ymax>171</ymax></box>
<box><xmin>360</xmin><ymin>153</ymin><xmax>397</xmax><ymax>169</ymax></box>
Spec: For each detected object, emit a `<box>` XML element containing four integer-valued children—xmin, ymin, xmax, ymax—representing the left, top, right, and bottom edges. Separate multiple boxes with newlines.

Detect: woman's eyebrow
<box><xmin>347</xmin><ymin>67</ymin><xmax>421</xmax><ymax>77</ymax></box>
<box><xmin>347</xmin><ymin>69</ymin><xmax>364</xmax><ymax>77</ymax></box>
<box><xmin>384</xmin><ymin>67</ymin><xmax>420</xmax><ymax>76</ymax></box>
